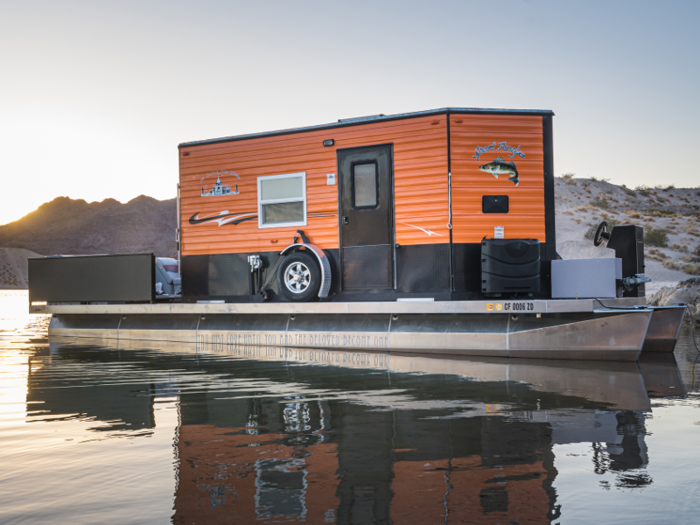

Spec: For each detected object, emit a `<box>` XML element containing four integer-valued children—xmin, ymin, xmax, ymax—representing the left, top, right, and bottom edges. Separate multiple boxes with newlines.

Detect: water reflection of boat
<box><xmin>638</xmin><ymin>352</ymin><xmax>687</xmax><ymax>397</ymax></box>
<box><xmin>38</xmin><ymin>339</ymin><xmax>688</xmax><ymax>523</ymax></box>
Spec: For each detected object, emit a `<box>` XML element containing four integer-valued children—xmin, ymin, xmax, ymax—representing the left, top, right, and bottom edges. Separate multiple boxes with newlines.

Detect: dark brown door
<box><xmin>337</xmin><ymin>144</ymin><xmax>394</xmax><ymax>291</ymax></box>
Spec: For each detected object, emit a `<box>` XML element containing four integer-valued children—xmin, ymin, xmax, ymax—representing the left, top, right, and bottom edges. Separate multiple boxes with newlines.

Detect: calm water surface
<box><xmin>1</xmin><ymin>290</ymin><xmax>700</xmax><ymax>524</ymax></box>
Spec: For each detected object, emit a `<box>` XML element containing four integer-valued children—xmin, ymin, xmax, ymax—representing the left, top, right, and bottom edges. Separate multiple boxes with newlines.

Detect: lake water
<box><xmin>1</xmin><ymin>290</ymin><xmax>700</xmax><ymax>524</ymax></box>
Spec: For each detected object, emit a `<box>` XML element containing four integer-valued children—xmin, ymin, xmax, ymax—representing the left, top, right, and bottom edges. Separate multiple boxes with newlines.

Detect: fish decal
<box><xmin>478</xmin><ymin>156</ymin><xmax>519</xmax><ymax>187</ymax></box>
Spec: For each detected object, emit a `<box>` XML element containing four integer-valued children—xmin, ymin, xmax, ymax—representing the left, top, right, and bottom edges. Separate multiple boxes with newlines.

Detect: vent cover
<box><xmin>482</xmin><ymin>195</ymin><xmax>509</xmax><ymax>213</ymax></box>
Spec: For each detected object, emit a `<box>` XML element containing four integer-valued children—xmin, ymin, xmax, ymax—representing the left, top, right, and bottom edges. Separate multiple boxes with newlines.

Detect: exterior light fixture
<box><xmin>323</xmin><ymin>139</ymin><xmax>334</xmax><ymax>147</ymax></box>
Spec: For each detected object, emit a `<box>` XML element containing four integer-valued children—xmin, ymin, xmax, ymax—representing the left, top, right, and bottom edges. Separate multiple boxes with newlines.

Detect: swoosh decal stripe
<box><xmin>189</xmin><ymin>211</ymin><xmax>338</xmax><ymax>226</ymax></box>
<box><xmin>189</xmin><ymin>212</ymin><xmax>257</xmax><ymax>225</ymax></box>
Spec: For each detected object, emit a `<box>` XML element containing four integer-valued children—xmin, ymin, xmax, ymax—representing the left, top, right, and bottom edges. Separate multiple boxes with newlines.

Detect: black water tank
<box><xmin>481</xmin><ymin>239</ymin><xmax>540</xmax><ymax>295</ymax></box>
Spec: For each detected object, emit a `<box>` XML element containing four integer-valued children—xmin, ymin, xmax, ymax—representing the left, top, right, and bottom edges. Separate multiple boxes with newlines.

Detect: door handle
<box><xmin>342</xmin><ymin>216</ymin><xmax>349</xmax><ymax>225</ymax></box>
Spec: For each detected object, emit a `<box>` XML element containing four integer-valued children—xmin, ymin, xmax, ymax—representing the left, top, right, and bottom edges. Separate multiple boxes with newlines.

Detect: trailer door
<box><xmin>337</xmin><ymin>144</ymin><xmax>394</xmax><ymax>291</ymax></box>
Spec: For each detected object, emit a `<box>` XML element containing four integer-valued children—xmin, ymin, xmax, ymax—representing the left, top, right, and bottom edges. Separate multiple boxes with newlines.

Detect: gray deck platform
<box><xmin>31</xmin><ymin>297</ymin><xmax>646</xmax><ymax>316</ymax></box>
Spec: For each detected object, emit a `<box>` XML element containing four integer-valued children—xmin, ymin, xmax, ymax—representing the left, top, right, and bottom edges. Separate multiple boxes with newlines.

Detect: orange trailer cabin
<box><xmin>178</xmin><ymin>108</ymin><xmax>556</xmax><ymax>303</ymax></box>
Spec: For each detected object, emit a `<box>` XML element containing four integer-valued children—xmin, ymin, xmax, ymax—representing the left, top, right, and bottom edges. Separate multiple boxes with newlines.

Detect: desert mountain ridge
<box><xmin>0</xmin><ymin>195</ymin><xmax>176</xmax><ymax>258</ymax></box>
<box><xmin>1</xmin><ymin>181</ymin><xmax>699</xmax><ymax>291</ymax></box>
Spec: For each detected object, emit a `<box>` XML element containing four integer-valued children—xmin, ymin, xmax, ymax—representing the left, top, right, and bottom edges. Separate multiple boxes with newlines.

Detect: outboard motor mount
<box><xmin>597</xmin><ymin>224</ymin><xmax>647</xmax><ymax>298</ymax></box>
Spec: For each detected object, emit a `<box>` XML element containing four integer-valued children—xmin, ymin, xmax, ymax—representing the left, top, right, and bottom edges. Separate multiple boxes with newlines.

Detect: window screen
<box><xmin>257</xmin><ymin>172</ymin><xmax>307</xmax><ymax>228</ymax></box>
<box><xmin>353</xmin><ymin>162</ymin><xmax>378</xmax><ymax>208</ymax></box>
<box><xmin>262</xmin><ymin>201</ymin><xmax>304</xmax><ymax>224</ymax></box>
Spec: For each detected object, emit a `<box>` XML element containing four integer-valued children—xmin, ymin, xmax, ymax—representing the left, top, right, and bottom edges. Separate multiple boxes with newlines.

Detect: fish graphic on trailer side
<box><xmin>478</xmin><ymin>156</ymin><xmax>519</xmax><ymax>187</ymax></box>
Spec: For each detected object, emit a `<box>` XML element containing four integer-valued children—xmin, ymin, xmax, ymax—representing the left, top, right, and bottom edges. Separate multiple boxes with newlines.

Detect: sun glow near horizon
<box><xmin>0</xmin><ymin>105</ymin><xmax>175</xmax><ymax>226</ymax></box>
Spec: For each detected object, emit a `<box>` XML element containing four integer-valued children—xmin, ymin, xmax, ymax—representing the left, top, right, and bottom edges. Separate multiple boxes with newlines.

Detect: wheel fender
<box><xmin>279</xmin><ymin>243</ymin><xmax>332</xmax><ymax>298</ymax></box>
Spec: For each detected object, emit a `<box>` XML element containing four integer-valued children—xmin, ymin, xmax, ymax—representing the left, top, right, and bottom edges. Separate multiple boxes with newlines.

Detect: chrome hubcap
<box><xmin>284</xmin><ymin>262</ymin><xmax>310</xmax><ymax>293</ymax></box>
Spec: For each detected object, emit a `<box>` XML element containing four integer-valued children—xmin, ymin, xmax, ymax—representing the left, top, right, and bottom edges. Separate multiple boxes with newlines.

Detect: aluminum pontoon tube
<box><xmin>641</xmin><ymin>305</ymin><xmax>688</xmax><ymax>353</ymax></box>
<box><xmin>43</xmin><ymin>304</ymin><xmax>655</xmax><ymax>362</ymax></box>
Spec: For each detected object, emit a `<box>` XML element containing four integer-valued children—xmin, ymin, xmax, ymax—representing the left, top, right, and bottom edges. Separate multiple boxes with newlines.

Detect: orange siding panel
<box><xmin>180</xmin><ymin>116</ymin><xmax>449</xmax><ymax>256</ymax></box>
<box><xmin>450</xmin><ymin>115</ymin><xmax>545</xmax><ymax>244</ymax></box>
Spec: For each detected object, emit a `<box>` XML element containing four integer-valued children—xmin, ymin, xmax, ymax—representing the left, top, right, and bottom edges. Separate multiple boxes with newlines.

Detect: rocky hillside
<box><xmin>554</xmin><ymin>177</ymin><xmax>700</xmax><ymax>294</ymax></box>
<box><xmin>0</xmin><ymin>196</ymin><xmax>176</xmax><ymax>258</ymax></box>
<box><xmin>0</xmin><ymin>248</ymin><xmax>42</xmax><ymax>288</ymax></box>
<box><xmin>648</xmin><ymin>277</ymin><xmax>700</xmax><ymax>324</ymax></box>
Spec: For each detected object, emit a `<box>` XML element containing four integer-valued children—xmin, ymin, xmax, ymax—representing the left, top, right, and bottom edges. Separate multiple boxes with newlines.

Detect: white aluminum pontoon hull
<box><xmin>33</xmin><ymin>299</ymin><xmax>686</xmax><ymax>362</ymax></box>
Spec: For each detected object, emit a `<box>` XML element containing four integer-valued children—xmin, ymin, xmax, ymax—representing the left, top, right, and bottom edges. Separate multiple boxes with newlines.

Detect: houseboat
<box><xmin>29</xmin><ymin>108</ymin><xmax>686</xmax><ymax>361</ymax></box>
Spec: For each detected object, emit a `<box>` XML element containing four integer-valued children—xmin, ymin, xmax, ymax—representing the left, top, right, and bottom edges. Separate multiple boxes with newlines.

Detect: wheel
<box><xmin>593</xmin><ymin>221</ymin><xmax>608</xmax><ymax>247</ymax></box>
<box><xmin>277</xmin><ymin>251</ymin><xmax>321</xmax><ymax>302</ymax></box>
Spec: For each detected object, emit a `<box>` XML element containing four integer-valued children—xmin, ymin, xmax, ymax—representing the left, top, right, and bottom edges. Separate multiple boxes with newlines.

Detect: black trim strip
<box><xmin>447</xmin><ymin>111</ymin><xmax>454</xmax><ymax>292</ymax></box>
<box><xmin>179</xmin><ymin>107</ymin><xmax>555</xmax><ymax>149</ymax></box>
<box><xmin>542</xmin><ymin>115</ymin><xmax>557</xmax><ymax>261</ymax></box>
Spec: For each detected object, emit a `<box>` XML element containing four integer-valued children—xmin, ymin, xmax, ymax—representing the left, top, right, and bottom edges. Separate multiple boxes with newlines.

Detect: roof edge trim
<box><xmin>178</xmin><ymin>107</ymin><xmax>555</xmax><ymax>148</ymax></box>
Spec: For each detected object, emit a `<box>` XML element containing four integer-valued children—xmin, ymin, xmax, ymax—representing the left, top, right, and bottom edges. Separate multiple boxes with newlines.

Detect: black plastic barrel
<box><xmin>481</xmin><ymin>239</ymin><xmax>540</xmax><ymax>295</ymax></box>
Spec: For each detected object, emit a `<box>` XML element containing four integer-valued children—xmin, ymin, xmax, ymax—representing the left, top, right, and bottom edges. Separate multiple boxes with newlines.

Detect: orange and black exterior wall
<box><xmin>178</xmin><ymin>108</ymin><xmax>556</xmax><ymax>302</ymax></box>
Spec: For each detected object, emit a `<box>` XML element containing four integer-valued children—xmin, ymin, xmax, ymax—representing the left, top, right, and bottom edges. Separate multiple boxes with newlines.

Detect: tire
<box><xmin>277</xmin><ymin>251</ymin><xmax>321</xmax><ymax>302</ymax></box>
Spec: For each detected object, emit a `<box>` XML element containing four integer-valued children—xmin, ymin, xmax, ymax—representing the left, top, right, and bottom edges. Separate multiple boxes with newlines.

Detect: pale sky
<box><xmin>1</xmin><ymin>0</ymin><xmax>698</xmax><ymax>225</ymax></box>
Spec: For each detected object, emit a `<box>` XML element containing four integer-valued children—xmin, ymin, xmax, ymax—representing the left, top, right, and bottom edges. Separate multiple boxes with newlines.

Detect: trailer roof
<box><xmin>178</xmin><ymin>107</ymin><xmax>554</xmax><ymax>148</ymax></box>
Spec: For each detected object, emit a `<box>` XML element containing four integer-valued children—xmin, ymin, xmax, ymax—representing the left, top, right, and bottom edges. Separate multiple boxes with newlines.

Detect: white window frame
<box><xmin>257</xmin><ymin>172</ymin><xmax>307</xmax><ymax>229</ymax></box>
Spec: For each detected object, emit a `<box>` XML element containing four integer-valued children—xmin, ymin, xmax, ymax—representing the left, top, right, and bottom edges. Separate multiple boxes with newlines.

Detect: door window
<box><xmin>257</xmin><ymin>172</ymin><xmax>307</xmax><ymax>228</ymax></box>
<box><xmin>352</xmin><ymin>162</ymin><xmax>378</xmax><ymax>209</ymax></box>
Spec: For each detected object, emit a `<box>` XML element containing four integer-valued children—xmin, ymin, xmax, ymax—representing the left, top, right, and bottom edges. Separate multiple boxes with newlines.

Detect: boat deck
<box><xmin>31</xmin><ymin>297</ymin><xmax>646</xmax><ymax>316</ymax></box>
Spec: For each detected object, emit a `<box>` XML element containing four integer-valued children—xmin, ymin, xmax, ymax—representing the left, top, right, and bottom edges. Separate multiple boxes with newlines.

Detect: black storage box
<box><xmin>29</xmin><ymin>254</ymin><xmax>155</xmax><ymax>304</ymax></box>
<box><xmin>481</xmin><ymin>239</ymin><xmax>540</xmax><ymax>295</ymax></box>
